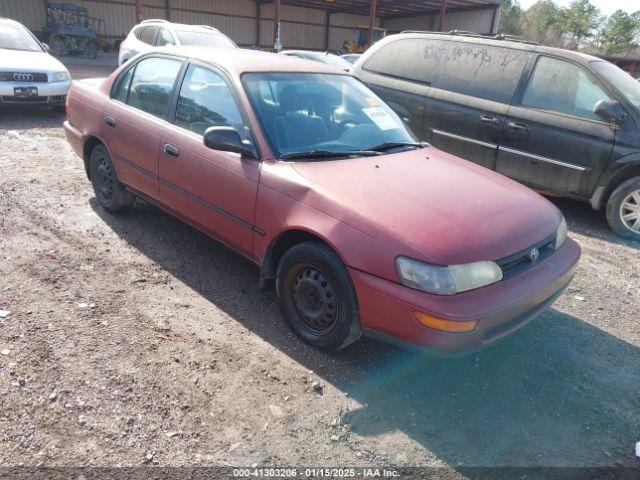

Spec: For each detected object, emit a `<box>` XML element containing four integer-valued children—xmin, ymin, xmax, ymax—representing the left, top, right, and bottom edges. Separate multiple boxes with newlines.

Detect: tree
<box><xmin>522</xmin><ymin>1</ymin><xmax>564</xmax><ymax>47</ymax></box>
<box><xmin>562</xmin><ymin>0</ymin><xmax>601</xmax><ymax>49</ymax></box>
<box><xmin>600</xmin><ymin>10</ymin><xmax>640</xmax><ymax>55</ymax></box>
<box><xmin>499</xmin><ymin>0</ymin><xmax>523</xmax><ymax>36</ymax></box>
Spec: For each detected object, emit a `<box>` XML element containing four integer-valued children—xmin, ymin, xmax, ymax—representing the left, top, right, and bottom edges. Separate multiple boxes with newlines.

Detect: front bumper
<box><xmin>0</xmin><ymin>80</ymin><xmax>71</xmax><ymax>105</ymax></box>
<box><xmin>351</xmin><ymin>238</ymin><xmax>581</xmax><ymax>356</ymax></box>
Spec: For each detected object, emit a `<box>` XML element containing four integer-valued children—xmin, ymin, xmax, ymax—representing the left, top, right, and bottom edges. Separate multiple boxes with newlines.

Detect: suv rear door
<box><xmin>496</xmin><ymin>55</ymin><xmax>615</xmax><ymax>197</ymax></box>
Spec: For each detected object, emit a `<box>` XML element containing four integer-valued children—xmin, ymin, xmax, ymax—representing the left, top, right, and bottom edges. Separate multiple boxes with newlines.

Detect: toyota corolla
<box><xmin>63</xmin><ymin>47</ymin><xmax>581</xmax><ymax>355</ymax></box>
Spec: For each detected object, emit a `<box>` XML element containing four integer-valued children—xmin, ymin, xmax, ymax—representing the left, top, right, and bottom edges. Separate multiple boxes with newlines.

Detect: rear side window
<box><xmin>125</xmin><ymin>57</ymin><xmax>182</xmax><ymax>118</ymax></box>
<box><xmin>138</xmin><ymin>26</ymin><xmax>158</xmax><ymax>45</ymax></box>
<box><xmin>364</xmin><ymin>38</ymin><xmax>530</xmax><ymax>104</ymax></box>
<box><xmin>174</xmin><ymin>64</ymin><xmax>243</xmax><ymax>135</ymax></box>
<box><xmin>156</xmin><ymin>28</ymin><xmax>175</xmax><ymax>47</ymax></box>
<box><xmin>133</xmin><ymin>27</ymin><xmax>144</xmax><ymax>39</ymax></box>
<box><xmin>522</xmin><ymin>56</ymin><xmax>612</xmax><ymax>121</ymax></box>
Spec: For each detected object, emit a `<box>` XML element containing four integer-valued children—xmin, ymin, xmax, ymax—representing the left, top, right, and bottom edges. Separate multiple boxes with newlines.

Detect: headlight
<box><xmin>396</xmin><ymin>257</ymin><xmax>503</xmax><ymax>296</ymax></box>
<box><xmin>50</xmin><ymin>71</ymin><xmax>70</xmax><ymax>82</ymax></box>
<box><xmin>555</xmin><ymin>217</ymin><xmax>568</xmax><ymax>250</ymax></box>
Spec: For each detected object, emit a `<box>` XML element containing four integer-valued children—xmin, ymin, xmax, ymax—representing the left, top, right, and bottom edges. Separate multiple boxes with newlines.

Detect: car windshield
<box><xmin>175</xmin><ymin>30</ymin><xmax>235</xmax><ymax>48</ymax></box>
<box><xmin>242</xmin><ymin>72</ymin><xmax>419</xmax><ymax>159</ymax></box>
<box><xmin>0</xmin><ymin>23</ymin><xmax>42</xmax><ymax>52</ymax></box>
<box><xmin>592</xmin><ymin>61</ymin><xmax>640</xmax><ymax>110</ymax></box>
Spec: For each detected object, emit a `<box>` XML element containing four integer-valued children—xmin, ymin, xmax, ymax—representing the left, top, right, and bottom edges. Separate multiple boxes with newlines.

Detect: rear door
<box><xmin>422</xmin><ymin>41</ymin><xmax>531</xmax><ymax>171</ymax></box>
<box><xmin>159</xmin><ymin>63</ymin><xmax>261</xmax><ymax>257</ymax></box>
<box><xmin>496</xmin><ymin>55</ymin><xmax>616</xmax><ymax>197</ymax></box>
<box><xmin>102</xmin><ymin>55</ymin><xmax>183</xmax><ymax>199</ymax></box>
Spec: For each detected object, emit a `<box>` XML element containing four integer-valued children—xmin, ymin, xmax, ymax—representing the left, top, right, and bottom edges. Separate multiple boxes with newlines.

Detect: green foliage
<box><xmin>562</xmin><ymin>0</ymin><xmax>601</xmax><ymax>49</ymax></box>
<box><xmin>499</xmin><ymin>0</ymin><xmax>523</xmax><ymax>36</ymax></box>
<box><xmin>600</xmin><ymin>10</ymin><xmax>640</xmax><ymax>54</ymax></box>
<box><xmin>521</xmin><ymin>1</ymin><xmax>564</xmax><ymax>47</ymax></box>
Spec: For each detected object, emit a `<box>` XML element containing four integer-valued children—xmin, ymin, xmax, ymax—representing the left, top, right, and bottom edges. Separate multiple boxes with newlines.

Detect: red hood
<box><xmin>290</xmin><ymin>147</ymin><xmax>562</xmax><ymax>265</ymax></box>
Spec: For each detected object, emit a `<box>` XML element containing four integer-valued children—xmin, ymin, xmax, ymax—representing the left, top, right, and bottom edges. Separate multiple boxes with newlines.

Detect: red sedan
<box><xmin>64</xmin><ymin>47</ymin><xmax>581</xmax><ymax>355</ymax></box>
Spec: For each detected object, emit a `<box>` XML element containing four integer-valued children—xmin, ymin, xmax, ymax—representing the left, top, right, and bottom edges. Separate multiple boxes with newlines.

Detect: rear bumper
<box><xmin>0</xmin><ymin>81</ymin><xmax>70</xmax><ymax>105</ymax></box>
<box><xmin>63</xmin><ymin>120</ymin><xmax>84</xmax><ymax>159</ymax></box>
<box><xmin>351</xmin><ymin>238</ymin><xmax>581</xmax><ymax>356</ymax></box>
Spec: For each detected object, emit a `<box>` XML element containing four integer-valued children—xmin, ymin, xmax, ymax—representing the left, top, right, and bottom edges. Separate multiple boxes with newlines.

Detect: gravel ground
<box><xmin>0</xmin><ymin>55</ymin><xmax>639</xmax><ymax>472</ymax></box>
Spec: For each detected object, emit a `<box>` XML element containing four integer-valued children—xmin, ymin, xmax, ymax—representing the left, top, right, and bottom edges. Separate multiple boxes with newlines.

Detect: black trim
<box><xmin>114</xmin><ymin>154</ymin><xmax>263</xmax><ymax>235</ymax></box>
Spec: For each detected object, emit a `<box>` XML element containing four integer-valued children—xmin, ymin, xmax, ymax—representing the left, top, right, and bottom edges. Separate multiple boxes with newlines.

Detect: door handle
<box><xmin>104</xmin><ymin>116</ymin><xmax>116</xmax><ymax>127</ymax></box>
<box><xmin>507</xmin><ymin>121</ymin><xmax>529</xmax><ymax>132</ymax></box>
<box><xmin>163</xmin><ymin>144</ymin><xmax>179</xmax><ymax>158</ymax></box>
<box><xmin>480</xmin><ymin>115</ymin><xmax>500</xmax><ymax>125</ymax></box>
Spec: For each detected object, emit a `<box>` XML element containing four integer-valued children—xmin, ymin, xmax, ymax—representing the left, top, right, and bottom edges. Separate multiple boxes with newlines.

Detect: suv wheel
<box><xmin>89</xmin><ymin>145</ymin><xmax>136</xmax><ymax>213</ymax></box>
<box><xmin>606</xmin><ymin>176</ymin><xmax>640</xmax><ymax>240</ymax></box>
<box><xmin>276</xmin><ymin>242</ymin><xmax>362</xmax><ymax>350</ymax></box>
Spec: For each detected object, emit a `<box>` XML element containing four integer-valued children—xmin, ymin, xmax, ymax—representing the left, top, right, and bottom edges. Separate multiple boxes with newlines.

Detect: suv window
<box><xmin>138</xmin><ymin>26</ymin><xmax>158</xmax><ymax>45</ymax></box>
<box><xmin>125</xmin><ymin>57</ymin><xmax>182</xmax><ymax>118</ymax></box>
<box><xmin>174</xmin><ymin>64</ymin><xmax>244</xmax><ymax>136</ymax></box>
<box><xmin>522</xmin><ymin>56</ymin><xmax>612</xmax><ymax>121</ymax></box>
<box><xmin>364</xmin><ymin>38</ymin><xmax>530</xmax><ymax>104</ymax></box>
<box><xmin>156</xmin><ymin>28</ymin><xmax>175</xmax><ymax>47</ymax></box>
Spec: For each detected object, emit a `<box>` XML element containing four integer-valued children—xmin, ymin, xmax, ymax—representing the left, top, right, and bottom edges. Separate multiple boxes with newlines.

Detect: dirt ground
<box><xmin>0</xmin><ymin>55</ymin><xmax>639</xmax><ymax>472</ymax></box>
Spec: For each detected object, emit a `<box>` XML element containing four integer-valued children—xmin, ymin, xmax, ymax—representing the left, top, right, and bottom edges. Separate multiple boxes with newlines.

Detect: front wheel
<box><xmin>89</xmin><ymin>144</ymin><xmax>136</xmax><ymax>213</ymax></box>
<box><xmin>276</xmin><ymin>242</ymin><xmax>362</xmax><ymax>350</ymax></box>
<box><xmin>606</xmin><ymin>176</ymin><xmax>640</xmax><ymax>240</ymax></box>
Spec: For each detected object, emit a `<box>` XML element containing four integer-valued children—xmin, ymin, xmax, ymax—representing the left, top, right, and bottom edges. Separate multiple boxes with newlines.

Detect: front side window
<box><xmin>174</xmin><ymin>64</ymin><xmax>244</xmax><ymax>136</ymax></box>
<box><xmin>174</xmin><ymin>30</ymin><xmax>235</xmax><ymax>48</ymax></box>
<box><xmin>592</xmin><ymin>60</ymin><xmax>640</xmax><ymax>111</ymax></box>
<box><xmin>0</xmin><ymin>23</ymin><xmax>43</xmax><ymax>52</ymax></box>
<box><xmin>125</xmin><ymin>57</ymin><xmax>182</xmax><ymax>118</ymax></box>
<box><xmin>243</xmin><ymin>73</ymin><xmax>418</xmax><ymax>158</ymax></box>
<box><xmin>138</xmin><ymin>26</ymin><xmax>158</xmax><ymax>45</ymax></box>
<box><xmin>522</xmin><ymin>56</ymin><xmax>612</xmax><ymax>121</ymax></box>
<box><xmin>156</xmin><ymin>28</ymin><xmax>175</xmax><ymax>47</ymax></box>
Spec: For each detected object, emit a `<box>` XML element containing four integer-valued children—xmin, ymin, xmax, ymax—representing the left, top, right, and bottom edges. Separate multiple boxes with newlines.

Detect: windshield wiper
<box><xmin>280</xmin><ymin>149</ymin><xmax>382</xmax><ymax>160</ymax></box>
<box><xmin>365</xmin><ymin>141</ymin><xmax>428</xmax><ymax>152</ymax></box>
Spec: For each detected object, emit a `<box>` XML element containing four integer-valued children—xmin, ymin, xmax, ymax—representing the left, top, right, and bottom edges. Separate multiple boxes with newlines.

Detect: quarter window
<box><xmin>522</xmin><ymin>56</ymin><xmax>611</xmax><ymax>120</ymax></box>
<box><xmin>112</xmin><ymin>66</ymin><xmax>135</xmax><ymax>102</ymax></box>
<box><xmin>174</xmin><ymin>65</ymin><xmax>244</xmax><ymax>136</ymax></box>
<box><xmin>156</xmin><ymin>28</ymin><xmax>175</xmax><ymax>47</ymax></box>
<box><xmin>125</xmin><ymin>57</ymin><xmax>182</xmax><ymax>118</ymax></box>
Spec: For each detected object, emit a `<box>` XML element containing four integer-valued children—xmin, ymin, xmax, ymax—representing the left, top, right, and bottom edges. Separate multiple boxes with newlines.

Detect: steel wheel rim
<box><xmin>96</xmin><ymin>156</ymin><xmax>115</xmax><ymax>201</ymax></box>
<box><xmin>289</xmin><ymin>264</ymin><xmax>339</xmax><ymax>336</ymax></box>
<box><xmin>620</xmin><ymin>190</ymin><xmax>640</xmax><ymax>233</ymax></box>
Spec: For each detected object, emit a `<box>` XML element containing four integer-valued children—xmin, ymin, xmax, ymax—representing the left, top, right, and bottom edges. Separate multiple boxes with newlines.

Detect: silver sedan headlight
<box><xmin>396</xmin><ymin>257</ymin><xmax>503</xmax><ymax>296</ymax></box>
<box><xmin>50</xmin><ymin>71</ymin><xmax>70</xmax><ymax>82</ymax></box>
<box><xmin>555</xmin><ymin>217</ymin><xmax>568</xmax><ymax>250</ymax></box>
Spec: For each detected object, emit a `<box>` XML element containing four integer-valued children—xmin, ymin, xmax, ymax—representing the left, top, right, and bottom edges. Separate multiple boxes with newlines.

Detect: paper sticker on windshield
<box><xmin>366</xmin><ymin>98</ymin><xmax>379</xmax><ymax>106</ymax></box>
<box><xmin>363</xmin><ymin>107</ymin><xmax>396</xmax><ymax>131</ymax></box>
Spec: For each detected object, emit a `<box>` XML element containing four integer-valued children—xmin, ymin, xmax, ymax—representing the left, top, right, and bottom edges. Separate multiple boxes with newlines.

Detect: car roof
<box><xmin>136</xmin><ymin>21</ymin><xmax>222</xmax><ymax>34</ymax></box>
<box><xmin>389</xmin><ymin>32</ymin><xmax>603</xmax><ymax>67</ymax></box>
<box><xmin>164</xmin><ymin>46</ymin><xmax>347</xmax><ymax>75</ymax></box>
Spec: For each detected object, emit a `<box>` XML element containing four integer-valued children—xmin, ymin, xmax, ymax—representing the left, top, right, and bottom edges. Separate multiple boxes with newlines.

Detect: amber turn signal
<box><xmin>413</xmin><ymin>311</ymin><xmax>477</xmax><ymax>333</ymax></box>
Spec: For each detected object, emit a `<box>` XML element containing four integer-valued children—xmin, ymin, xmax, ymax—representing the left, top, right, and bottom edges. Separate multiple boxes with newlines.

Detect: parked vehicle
<box><xmin>42</xmin><ymin>2</ymin><xmax>105</xmax><ymax>59</ymax></box>
<box><xmin>353</xmin><ymin>32</ymin><xmax>640</xmax><ymax>240</ymax></box>
<box><xmin>118</xmin><ymin>19</ymin><xmax>236</xmax><ymax>65</ymax></box>
<box><xmin>280</xmin><ymin>50</ymin><xmax>353</xmax><ymax>72</ymax></box>
<box><xmin>0</xmin><ymin>18</ymin><xmax>71</xmax><ymax>107</ymax></box>
<box><xmin>64</xmin><ymin>48</ymin><xmax>580</xmax><ymax>354</ymax></box>
<box><xmin>341</xmin><ymin>53</ymin><xmax>362</xmax><ymax>65</ymax></box>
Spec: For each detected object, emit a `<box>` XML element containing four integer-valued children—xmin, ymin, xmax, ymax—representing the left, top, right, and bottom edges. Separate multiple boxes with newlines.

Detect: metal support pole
<box><xmin>439</xmin><ymin>0</ymin><xmax>447</xmax><ymax>32</ymax></box>
<box><xmin>324</xmin><ymin>11</ymin><xmax>330</xmax><ymax>51</ymax></box>
<box><xmin>164</xmin><ymin>0</ymin><xmax>170</xmax><ymax>22</ymax></box>
<box><xmin>135</xmin><ymin>0</ymin><xmax>142</xmax><ymax>24</ymax></box>
<box><xmin>367</xmin><ymin>0</ymin><xmax>377</xmax><ymax>47</ymax></box>
<box><xmin>256</xmin><ymin>1</ymin><xmax>261</xmax><ymax>48</ymax></box>
<box><xmin>490</xmin><ymin>5</ymin><xmax>499</xmax><ymax>35</ymax></box>
<box><xmin>273</xmin><ymin>0</ymin><xmax>282</xmax><ymax>51</ymax></box>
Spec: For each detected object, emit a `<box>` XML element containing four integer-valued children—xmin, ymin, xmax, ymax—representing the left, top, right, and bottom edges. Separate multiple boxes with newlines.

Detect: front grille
<box><xmin>498</xmin><ymin>234</ymin><xmax>556</xmax><ymax>280</ymax></box>
<box><xmin>0</xmin><ymin>72</ymin><xmax>48</xmax><ymax>82</ymax></box>
<box><xmin>1</xmin><ymin>95</ymin><xmax>50</xmax><ymax>103</ymax></box>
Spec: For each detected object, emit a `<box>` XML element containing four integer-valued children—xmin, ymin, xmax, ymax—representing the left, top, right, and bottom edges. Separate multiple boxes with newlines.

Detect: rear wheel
<box><xmin>86</xmin><ymin>41</ymin><xmax>98</xmax><ymax>59</ymax></box>
<box><xmin>51</xmin><ymin>36</ymin><xmax>67</xmax><ymax>57</ymax></box>
<box><xmin>606</xmin><ymin>176</ymin><xmax>640</xmax><ymax>240</ymax></box>
<box><xmin>276</xmin><ymin>242</ymin><xmax>362</xmax><ymax>350</ymax></box>
<box><xmin>89</xmin><ymin>145</ymin><xmax>136</xmax><ymax>213</ymax></box>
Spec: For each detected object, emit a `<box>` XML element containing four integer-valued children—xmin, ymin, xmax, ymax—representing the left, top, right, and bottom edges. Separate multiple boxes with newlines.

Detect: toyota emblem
<box><xmin>14</xmin><ymin>73</ymin><xmax>34</xmax><ymax>81</ymax></box>
<box><xmin>528</xmin><ymin>248</ymin><xmax>540</xmax><ymax>263</ymax></box>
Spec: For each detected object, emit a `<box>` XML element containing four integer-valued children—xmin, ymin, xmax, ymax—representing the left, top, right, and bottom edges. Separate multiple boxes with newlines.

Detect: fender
<box><xmin>591</xmin><ymin>152</ymin><xmax>640</xmax><ymax>211</ymax></box>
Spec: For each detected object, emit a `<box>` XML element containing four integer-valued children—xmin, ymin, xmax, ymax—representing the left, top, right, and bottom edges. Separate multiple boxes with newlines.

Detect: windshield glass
<box><xmin>0</xmin><ymin>23</ymin><xmax>43</xmax><ymax>52</ymax></box>
<box><xmin>175</xmin><ymin>30</ymin><xmax>235</xmax><ymax>48</ymax></box>
<box><xmin>592</xmin><ymin>61</ymin><xmax>640</xmax><ymax>110</ymax></box>
<box><xmin>242</xmin><ymin>73</ymin><xmax>418</xmax><ymax>158</ymax></box>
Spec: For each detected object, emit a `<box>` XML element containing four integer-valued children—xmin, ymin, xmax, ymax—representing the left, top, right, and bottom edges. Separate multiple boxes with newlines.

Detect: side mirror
<box><xmin>203</xmin><ymin>126</ymin><xmax>257</xmax><ymax>158</ymax></box>
<box><xmin>42</xmin><ymin>43</ymin><xmax>50</xmax><ymax>52</ymax></box>
<box><xmin>594</xmin><ymin>99</ymin><xmax>626</xmax><ymax>123</ymax></box>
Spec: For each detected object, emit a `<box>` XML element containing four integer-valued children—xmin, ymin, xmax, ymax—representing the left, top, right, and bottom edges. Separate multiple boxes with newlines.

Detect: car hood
<box><xmin>0</xmin><ymin>49</ymin><xmax>68</xmax><ymax>73</ymax></box>
<box><xmin>290</xmin><ymin>147</ymin><xmax>562</xmax><ymax>266</ymax></box>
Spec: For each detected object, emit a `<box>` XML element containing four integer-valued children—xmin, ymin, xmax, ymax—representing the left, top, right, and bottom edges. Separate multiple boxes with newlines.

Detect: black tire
<box><xmin>86</xmin><ymin>41</ymin><xmax>98</xmax><ymax>59</ymax></box>
<box><xmin>89</xmin><ymin>144</ymin><xmax>136</xmax><ymax>213</ymax></box>
<box><xmin>276</xmin><ymin>241</ymin><xmax>362</xmax><ymax>350</ymax></box>
<box><xmin>51</xmin><ymin>36</ymin><xmax>67</xmax><ymax>57</ymax></box>
<box><xmin>606</xmin><ymin>176</ymin><xmax>640</xmax><ymax>240</ymax></box>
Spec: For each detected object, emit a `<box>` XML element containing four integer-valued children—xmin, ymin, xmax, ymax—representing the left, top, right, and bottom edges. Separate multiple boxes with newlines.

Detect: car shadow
<box><xmin>91</xmin><ymin>199</ymin><xmax>640</xmax><ymax>470</ymax></box>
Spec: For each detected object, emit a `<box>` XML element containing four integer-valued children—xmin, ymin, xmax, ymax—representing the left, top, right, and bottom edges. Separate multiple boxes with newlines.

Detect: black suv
<box><xmin>353</xmin><ymin>32</ymin><xmax>640</xmax><ymax>240</ymax></box>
